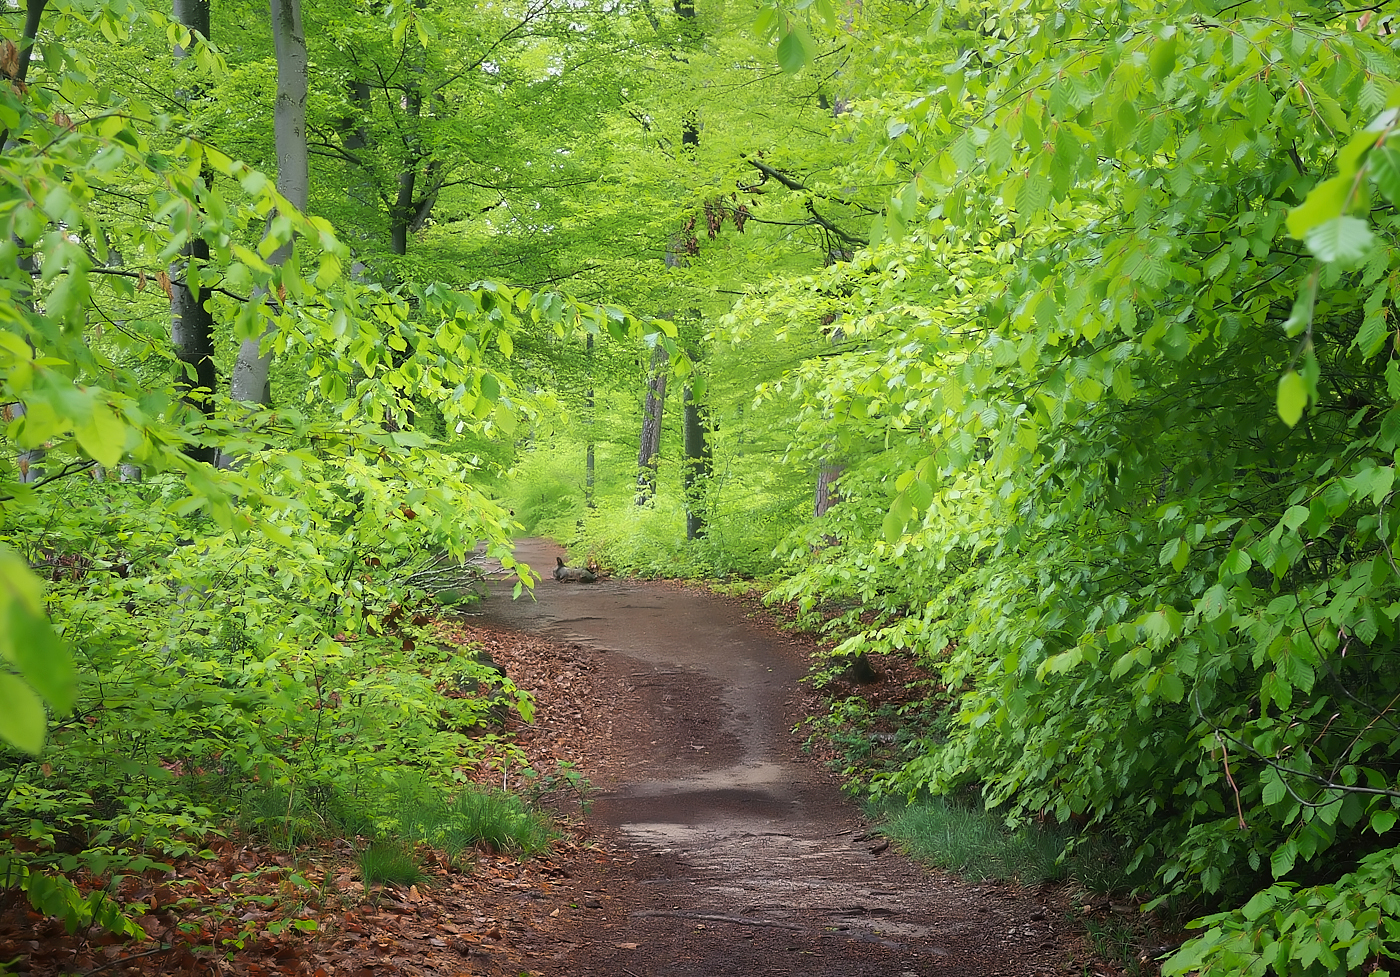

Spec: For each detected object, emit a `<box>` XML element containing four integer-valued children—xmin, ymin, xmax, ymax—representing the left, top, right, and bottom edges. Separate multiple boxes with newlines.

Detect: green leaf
<box><xmin>1356</xmin><ymin>283</ymin><xmax>1389</xmax><ymax>356</ymax></box>
<box><xmin>0</xmin><ymin>672</ymin><xmax>47</xmax><ymax>754</ymax></box>
<box><xmin>1149</xmin><ymin>33</ymin><xmax>1177</xmax><ymax>81</ymax></box>
<box><xmin>1287</xmin><ymin>176</ymin><xmax>1351</xmax><ymax>239</ymax></box>
<box><xmin>1370</xmin><ymin>143</ymin><xmax>1400</xmax><ymax>206</ymax></box>
<box><xmin>73</xmin><ymin>404</ymin><xmax>126</xmax><ymax>468</ymax></box>
<box><xmin>882</xmin><ymin>510</ymin><xmax>906</xmax><ymax>544</ymax></box>
<box><xmin>3</xmin><ymin>601</ymin><xmax>75</xmax><ymax>713</ymax></box>
<box><xmin>1271</xmin><ymin>839</ymin><xmax>1297</xmax><ymax>879</ymax></box>
<box><xmin>1159</xmin><ymin>537</ymin><xmax>1182</xmax><ymax>568</ymax></box>
<box><xmin>1278</xmin><ymin>370</ymin><xmax>1307</xmax><ymax>427</ymax></box>
<box><xmin>1242</xmin><ymin>889</ymin><xmax>1275</xmax><ymax>921</ymax></box>
<box><xmin>1157</xmin><ymin>671</ymin><xmax>1184</xmax><ymax>702</ymax></box>
<box><xmin>776</xmin><ymin>28</ymin><xmax>809</xmax><ymax>73</ymax></box>
<box><xmin>479</xmin><ymin>373</ymin><xmax>501</xmax><ymax>402</ymax></box>
<box><xmin>1304</xmin><ymin>216</ymin><xmax>1375</xmax><ymax>268</ymax></box>
<box><xmin>1261</xmin><ymin>771</ymin><xmax>1288</xmax><ymax>807</ymax></box>
<box><xmin>1221</xmin><ymin>548</ymin><xmax>1252</xmax><ymax>575</ymax></box>
<box><xmin>1199</xmin><ymin>584</ymin><xmax>1229</xmax><ymax>622</ymax></box>
<box><xmin>1370</xmin><ymin>809</ymin><xmax>1397</xmax><ymax>835</ymax></box>
<box><xmin>906</xmin><ymin>477</ymin><xmax>934</xmax><ymax>512</ymax></box>
<box><xmin>1284</xmin><ymin>274</ymin><xmax>1318</xmax><ymax>338</ymax></box>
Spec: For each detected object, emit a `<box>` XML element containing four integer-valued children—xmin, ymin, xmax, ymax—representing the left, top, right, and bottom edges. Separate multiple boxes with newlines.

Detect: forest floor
<box><xmin>3</xmin><ymin>537</ymin><xmax>1149</xmax><ymax>977</ymax></box>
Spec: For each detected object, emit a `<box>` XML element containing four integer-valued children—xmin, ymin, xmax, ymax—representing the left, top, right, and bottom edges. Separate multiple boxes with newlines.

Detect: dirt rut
<box><xmin>476</xmin><ymin>539</ymin><xmax>1089</xmax><ymax>977</ymax></box>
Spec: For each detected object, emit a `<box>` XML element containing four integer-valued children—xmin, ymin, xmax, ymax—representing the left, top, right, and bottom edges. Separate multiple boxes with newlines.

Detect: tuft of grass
<box><xmin>388</xmin><ymin>772</ymin><xmax>555</xmax><ymax>859</ymax></box>
<box><xmin>868</xmin><ymin>793</ymin><xmax>1140</xmax><ymax>892</ymax></box>
<box><xmin>238</xmin><ymin>784</ymin><xmax>336</xmax><ymax>851</ymax></box>
<box><xmin>238</xmin><ymin>772</ymin><xmax>553</xmax><ymax>862</ymax></box>
<box><xmin>1081</xmin><ymin>912</ymin><xmax>1146</xmax><ymax>977</ymax></box>
<box><xmin>871</xmin><ymin>794</ymin><xmax>1072</xmax><ymax>884</ymax></box>
<box><xmin>439</xmin><ymin>787</ymin><xmax>556</xmax><ymax>855</ymax></box>
<box><xmin>359</xmin><ymin>840</ymin><xmax>423</xmax><ymax>887</ymax></box>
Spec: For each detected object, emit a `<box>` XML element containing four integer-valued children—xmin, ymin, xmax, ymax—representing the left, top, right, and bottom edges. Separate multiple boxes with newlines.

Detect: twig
<box><xmin>0</xmin><ymin>459</ymin><xmax>97</xmax><ymax>501</ymax></box>
<box><xmin>1216</xmin><ymin>731</ymin><xmax>1248</xmax><ymax>829</ymax></box>
<box><xmin>83</xmin><ymin>944</ymin><xmax>171</xmax><ymax>975</ymax></box>
<box><xmin>630</xmin><ymin>910</ymin><xmax>803</xmax><ymax>930</ymax></box>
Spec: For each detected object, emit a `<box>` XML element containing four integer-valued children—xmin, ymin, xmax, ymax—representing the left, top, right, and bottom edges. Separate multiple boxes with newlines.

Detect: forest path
<box><xmin>474</xmin><ymin>538</ymin><xmax>1094</xmax><ymax>977</ymax></box>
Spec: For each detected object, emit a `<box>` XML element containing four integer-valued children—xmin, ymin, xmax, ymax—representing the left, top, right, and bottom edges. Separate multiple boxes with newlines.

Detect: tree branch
<box><xmin>0</xmin><ymin>459</ymin><xmax>97</xmax><ymax>500</ymax></box>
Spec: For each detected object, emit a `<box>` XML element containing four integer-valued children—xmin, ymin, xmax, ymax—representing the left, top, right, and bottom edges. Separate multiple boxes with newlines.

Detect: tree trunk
<box><xmin>171</xmin><ymin>0</ymin><xmax>209</xmax><ymax>52</ymax></box>
<box><xmin>170</xmin><ymin>235</ymin><xmax>217</xmax><ymax>463</ymax></box>
<box><xmin>169</xmin><ymin>1</ymin><xmax>217</xmax><ymax>463</ymax></box>
<box><xmin>4</xmin><ymin>4</ymin><xmax>46</xmax><ymax>482</ymax></box>
<box><xmin>0</xmin><ymin>0</ymin><xmax>47</xmax><ymax>147</ymax></box>
<box><xmin>585</xmin><ymin>334</ymin><xmax>596</xmax><ymax>509</ymax></box>
<box><xmin>682</xmin><ymin>383</ymin><xmax>710</xmax><ymax>538</ymax></box>
<box><xmin>636</xmin><ymin>346</ymin><xmax>668</xmax><ymax>504</ymax></box>
<box><xmin>388</xmin><ymin>21</ymin><xmax>431</xmax><ymax>258</ymax></box>
<box><xmin>230</xmin><ymin>0</ymin><xmax>308</xmax><ymax>408</ymax></box>
<box><xmin>815</xmin><ymin>460</ymin><xmax>843</xmax><ymax>517</ymax></box>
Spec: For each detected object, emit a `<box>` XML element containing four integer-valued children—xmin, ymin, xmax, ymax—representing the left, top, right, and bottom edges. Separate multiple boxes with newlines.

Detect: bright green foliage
<box><xmin>0</xmin><ymin>549</ymin><xmax>74</xmax><ymax>753</ymax></box>
<box><xmin>720</xmin><ymin>0</ymin><xmax>1400</xmax><ymax>971</ymax></box>
<box><xmin>5</xmin><ymin>862</ymin><xmax>151</xmax><ymax>941</ymax></box>
<box><xmin>0</xmin><ymin>0</ymin><xmax>686</xmax><ymax>934</ymax></box>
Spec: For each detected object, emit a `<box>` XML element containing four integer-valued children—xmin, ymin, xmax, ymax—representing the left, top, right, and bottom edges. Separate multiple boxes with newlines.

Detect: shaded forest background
<box><xmin>6</xmin><ymin>0</ymin><xmax>1400</xmax><ymax>972</ymax></box>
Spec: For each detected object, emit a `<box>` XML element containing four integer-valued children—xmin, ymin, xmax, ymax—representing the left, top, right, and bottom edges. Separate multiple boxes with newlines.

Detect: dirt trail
<box><xmin>477</xmin><ymin>539</ymin><xmax>1097</xmax><ymax>977</ymax></box>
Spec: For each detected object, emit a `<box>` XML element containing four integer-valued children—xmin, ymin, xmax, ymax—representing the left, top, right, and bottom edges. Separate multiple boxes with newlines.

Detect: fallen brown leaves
<box><xmin>1</xmin><ymin>616</ymin><xmax>627</xmax><ymax>977</ymax></box>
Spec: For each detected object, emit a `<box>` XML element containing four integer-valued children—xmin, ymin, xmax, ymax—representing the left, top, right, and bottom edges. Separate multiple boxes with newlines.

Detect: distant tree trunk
<box><xmin>682</xmin><ymin>382</ymin><xmax>711</xmax><ymax>539</ymax></box>
<box><xmin>170</xmin><ymin>0</ymin><xmax>216</xmax><ymax>464</ymax></box>
<box><xmin>814</xmin><ymin>252</ymin><xmax>848</xmax><ymax>525</ymax></box>
<box><xmin>815</xmin><ymin>460</ymin><xmax>843</xmax><ymax>517</ymax></box>
<box><xmin>633</xmin><ymin>0</ymin><xmax>700</xmax><ymax>510</ymax></box>
<box><xmin>636</xmin><ymin>346</ymin><xmax>668</xmax><ymax>504</ymax></box>
<box><xmin>585</xmin><ymin>334</ymin><xmax>596</xmax><ymax>509</ymax></box>
<box><xmin>388</xmin><ymin>14</ymin><xmax>437</xmax><ymax>259</ymax></box>
<box><xmin>11</xmin><ymin>404</ymin><xmax>42</xmax><ymax>485</ymax></box>
<box><xmin>230</xmin><ymin>0</ymin><xmax>308</xmax><ymax>408</ymax></box>
<box><xmin>6</xmin><ymin>0</ymin><xmax>47</xmax><ymax>483</ymax></box>
<box><xmin>0</xmin><ymin>0</ymin><xmax>46</xmax><ymax>147</ymax></box>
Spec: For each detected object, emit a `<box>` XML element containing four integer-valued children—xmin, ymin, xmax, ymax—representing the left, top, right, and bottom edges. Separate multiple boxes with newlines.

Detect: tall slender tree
<box><xmin>230</xmin><ymin>0</ymin><xmax>308</xmax><ymax>407</ymax></box>
<box><xmin>169</xmin><ymin>0</ymin><xmax>217</xmax><ymax>463</ymax></box>
<box><xmin>635</xmin><ymin>345</ymin><xmax>668</xmax><ymax>503</ymax></box>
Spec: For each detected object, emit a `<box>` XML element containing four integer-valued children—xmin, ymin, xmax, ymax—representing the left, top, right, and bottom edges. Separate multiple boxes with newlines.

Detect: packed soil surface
<box><xmin>467</xmin><ymin>538</ymin><xmax>1132</xmax><ymax>977</ymax></box>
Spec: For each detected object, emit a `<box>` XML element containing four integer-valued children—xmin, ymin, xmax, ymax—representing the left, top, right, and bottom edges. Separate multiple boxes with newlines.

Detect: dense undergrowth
<box><xmin>502</xmin><ymin>431</ymin><xmax>801</xmax><ymax>581</ymax></box>
<box><xmin>0</xmin><ymin>457</ymin><xmax>548</xmax><ymax>935</ymax></box>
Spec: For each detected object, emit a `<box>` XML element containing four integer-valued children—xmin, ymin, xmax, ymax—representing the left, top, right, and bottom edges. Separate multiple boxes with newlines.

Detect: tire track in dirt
<box><xmin>477</xmin><ymin>539</ymin><xmax>1100</xmax><ymax>977</ymax></box>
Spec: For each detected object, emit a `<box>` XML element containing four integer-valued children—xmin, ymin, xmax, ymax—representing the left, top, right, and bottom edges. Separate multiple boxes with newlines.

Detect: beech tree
<box><xmin>228</xmin><ymin>0</ymin><xmax>307</xmax><ymax>409</ymax></box>
<box><xmin>168</xmin><ymin>0</ymin><xmax>216</xmax><ymax>462</ymax></box>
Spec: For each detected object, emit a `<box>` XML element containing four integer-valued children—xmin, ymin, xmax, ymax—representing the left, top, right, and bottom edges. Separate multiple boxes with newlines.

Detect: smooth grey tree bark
<box><xmin>815</xmin><ymin>461</ymin><xmax>843</xmax><ymax>517</ymax></box>
<box><xmin>585</xmin><ymin>334</ymin><xmax>596</xmax><ymax>509</ymax></box>
<box><xmin>636</xmin><ymin>346</ymin><xmax>668</xmax><ymax>504</ymax></box>
<box><xmin>230</xmin><ymin>0</ymin><xmax>308</xmax><ymax>407</ymax></box>
<box><xmin>6</xmin><ymin>0</ymin><xmax>48</xmax><ymax>484</ymax></box>
<box><xmin>682</xmin><ymin>379</ymin><xmax>711</xmax><ymax>539</ymax></box>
